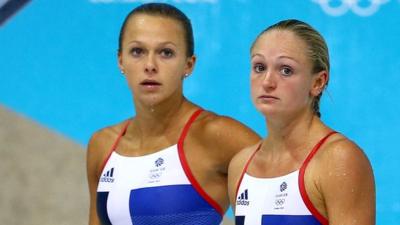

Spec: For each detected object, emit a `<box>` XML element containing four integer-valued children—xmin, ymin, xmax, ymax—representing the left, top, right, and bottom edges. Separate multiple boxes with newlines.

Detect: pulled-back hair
<box><xmin>118</xmin><ymin>3</ymin><xmax>194</xmax><ymax>57</ymax></box>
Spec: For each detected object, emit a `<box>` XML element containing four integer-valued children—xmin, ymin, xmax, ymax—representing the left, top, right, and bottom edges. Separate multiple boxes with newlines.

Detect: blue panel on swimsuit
<box><xmin>129</xmin><ymin>184</ymin><xmax>222</xmax><ymax>225</ymax></box>
<box><xmin>262</xmin><ymin>214</ymin><xmax>322</xmax><ymax>225</ymax></box>
<box><xmin>97</xmin><ymin>191</ymin><xmax>112</xmax><ymax>225</ymax></box>
<box><xmin>235</xmin><ymin>215</ymin><xmax>245</xmax><ymax>225</ymax></box>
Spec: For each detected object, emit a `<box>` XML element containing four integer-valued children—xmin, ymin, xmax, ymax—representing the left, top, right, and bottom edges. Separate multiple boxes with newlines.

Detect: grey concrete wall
<box><xmin>0</xmin><ymin>106</ymin><xmax>88</xmax><ymax>225</ymax></box>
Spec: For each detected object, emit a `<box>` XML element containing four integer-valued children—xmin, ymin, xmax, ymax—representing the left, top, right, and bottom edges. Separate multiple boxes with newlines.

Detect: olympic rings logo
<box><xmin>312</xmin><ymin>0</ymin><xmax>390</xmax><ymax>16</ymax></box>
<box><xmin>149</xmin><ymin>173</ymin><xmax>161</xmax><ymax>179</ymax></box>
<box><xmin>275</xmin><ymin>198</ymin><xmax>285</xmax><ymax>206</ymax></box>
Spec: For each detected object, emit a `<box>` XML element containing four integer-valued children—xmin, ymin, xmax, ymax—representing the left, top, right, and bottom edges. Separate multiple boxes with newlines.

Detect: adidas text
<box><xmin>237</xmin><ymin>200</ymin><xmax>250</xmax><ymax>206</ymax></box>
<box><xmin>100</xmin><ymin>177</ymin><xmax>114</xmax><ymax>183</ymax></box>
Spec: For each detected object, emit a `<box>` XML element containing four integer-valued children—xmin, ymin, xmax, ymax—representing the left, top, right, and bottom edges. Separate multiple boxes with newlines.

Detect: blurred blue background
<box><xmin>1</xmin><ymin>0</ymin><xmax>399</xmax><ymax>223</ymax></box>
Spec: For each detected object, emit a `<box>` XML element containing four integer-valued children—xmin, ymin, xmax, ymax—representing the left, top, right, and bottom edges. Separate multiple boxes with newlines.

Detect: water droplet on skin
<box><xmin>149</xmin><ymin>97</ymin><xmax>156</xmax><ymax>113</ymax></box>
<box><xmin>149</xmin><ymin>103</ymin><xmax>155</xmax><ymax>113</ymax></box>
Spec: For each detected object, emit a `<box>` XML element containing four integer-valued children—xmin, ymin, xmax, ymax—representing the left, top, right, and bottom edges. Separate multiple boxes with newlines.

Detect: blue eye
<box><xmin>253</xmin><ymin>63</ymin><xmax>266</xmax><ymax>73</ymax></box>
<box><xmin>280</xmin><ymin>66</ymin><xmax>293</xmax><ymax>76</ymax></box>
<box><xmin>160</xmin><ymin>48</ymin><xmax>174</xmax><ymax>58</ymax></box>
<box><xmin>130</xmin><ymin>47</ymin><xmax>143</xmax><ymax>57</ymax></box>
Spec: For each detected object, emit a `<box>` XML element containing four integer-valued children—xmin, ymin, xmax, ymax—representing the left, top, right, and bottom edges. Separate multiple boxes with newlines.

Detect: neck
<box><xmin>132</xmin><ymin>95</ymin><xmax>194</xmax><ymax>138</ymax></box>
<box><xmin>263</xmin><ymin>109</ymin><xmax>319</xmax><ymax>152</ymax></box>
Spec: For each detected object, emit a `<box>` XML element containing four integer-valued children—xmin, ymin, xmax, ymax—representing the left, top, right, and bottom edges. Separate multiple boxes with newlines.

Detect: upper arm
<box><xmin>86</xmin><ymin>129</ymin><xmax>114</xmax><ymax>225</ymax></box>
<box><xmin>86</xmin><ymin>132</ymin><xmax>102</xmax><ymax>191</ymax></box>
<box><xmin>86</xmin><ymin>132</ymin><xmax>103</xmax><ymax>225</ymax></box>
<box><xmin>319</xmin><ymin>140</ymin><xmax>375</xmax><ymax>225</ymax></box>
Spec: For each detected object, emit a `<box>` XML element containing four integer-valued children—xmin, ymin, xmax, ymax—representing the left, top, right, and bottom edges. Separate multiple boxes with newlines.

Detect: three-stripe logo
<box><xmin>100</xmin><ymin>167</ymin><xmax>115</xmax><ymax>183</ymax></box>
<box><xmin>237</xmin><ymin>189</ymin><xmax>250</xmax><ymax>206</ymax></box>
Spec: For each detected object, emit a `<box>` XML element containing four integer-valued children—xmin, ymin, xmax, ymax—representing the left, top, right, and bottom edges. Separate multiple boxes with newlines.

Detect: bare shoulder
<box><xmin>87</xmin><ymin>121</ymin><xmax>127</xmax><ymax>154</ymax></box>
<box><xmin>312</xmin><ymin>133</ymin><xmax>375</xmax><ymax>224</ymax></box>
<box><xmin>313</xmin><ymin>133</ymin><xmax>373</xmax><ymax>184</ymax></box>
<box><xmin>317</xmin><ymin>133</ymin><xmax>372</xmax><ymax>172</ymax></box>
<box><xmin>195</xmin><ymin>110</ymin><xmax>261</xmax><ymax>150</ymax></box>
<box><xmin>189</xmin><ymin>110</ymin><xmax>260</xmax><ymax>173</ymax></box>
<box><xmin>86</xmin><ymin>120</ymin><xmax>130</xmax><ymax>176</ymax></box>
<box><xmin>229</xmin><ymin>143</ymin><xmax>260</xmax><ymax>179</ymax></box>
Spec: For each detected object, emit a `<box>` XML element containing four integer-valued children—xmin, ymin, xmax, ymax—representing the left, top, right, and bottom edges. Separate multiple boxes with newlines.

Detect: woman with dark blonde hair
<box><xmin>228</xmin><ymin>19</ymin><xmax>375</xmax><ymax>225</ymax></box>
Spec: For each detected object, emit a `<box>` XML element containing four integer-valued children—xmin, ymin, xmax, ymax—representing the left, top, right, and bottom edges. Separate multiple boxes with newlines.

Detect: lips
<box><xmin>259</xmin><ymin>95</ymin><xmax>279</xmax><ymax>100</ymax></box>
<box><xmin>140</xmin><ymin>79</ymin><xmax>161</xmax><ymax>86</ymax></box>
<box><xmin>139</xmin><ymin>79</ymin><xmax>161</xmax><ymax>92</ymax></box>
<box><xmin>258</xmin><ymin>95</ymin><xmax>280</xmax><ymax>103</ymax></box>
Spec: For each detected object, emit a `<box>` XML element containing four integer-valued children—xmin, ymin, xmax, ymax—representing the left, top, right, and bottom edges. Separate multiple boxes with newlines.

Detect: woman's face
<box><xmin>250</xmin><ymin>30</ymin><xmax>322</xmax><ymax>119</ymax></box>
<box><xmin>118</xmin><ymin>14</ymin><xmax>195</xmax><ymax>108</ymax></box>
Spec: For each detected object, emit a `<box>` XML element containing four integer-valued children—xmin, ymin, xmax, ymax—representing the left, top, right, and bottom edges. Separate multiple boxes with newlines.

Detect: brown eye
<box><xmin>130</xmin><ymin>47</ymin><xmax>143</xmax><ymax>57</ymax></box>
<box><xmin>160</xmin><ymin>48</ymin><xmax>174</xmax><ymax>58</ymax></box>
<box><xmin>253</xmin><ymin>63</ymin><xmax>266</xmax><ymax>73</ymax></box>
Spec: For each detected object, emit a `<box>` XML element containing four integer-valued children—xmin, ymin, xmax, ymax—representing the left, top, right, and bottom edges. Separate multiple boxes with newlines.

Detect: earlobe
<box><xmin>312</xmin><ymin>71</ymin><xmax>329</xmax><ymax>96</ymax></box>
<box><xmin>185</xmin><ymin>55</ymin><xmax>196</xmax><ymax>75</ymax></box>
<box><xmin>118</xmin><ymin>52</ymin><xmax>125</xmax><ymax>75</ymax></box>
<box><xmin>118</xmin><ymin>65</ymin><xmax>125</xmax><ymax>75</ymax></box>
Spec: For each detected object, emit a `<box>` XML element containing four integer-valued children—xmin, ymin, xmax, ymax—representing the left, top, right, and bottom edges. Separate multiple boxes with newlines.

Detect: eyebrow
<box><xmin>251</xmin><ymin>53</ymin><xmax>265</xmax><ymax>59</ymax></box>
<box><xmin>251</xmin><ymin>53</ymin><xmax>300</xmax><ymax>64</ymax></box>
<box><xmin>127</xmin><ymin>40</ymin><xmax>177</xmax><ymax>47</ymax></box>
<box><xmin>277</xmin><ymin>55</ymin><xmax>300</xmax><ymax>64</ymax></box>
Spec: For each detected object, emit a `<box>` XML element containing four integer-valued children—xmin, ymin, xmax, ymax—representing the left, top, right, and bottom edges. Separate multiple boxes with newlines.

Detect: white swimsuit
<box><xmin>235</xmin><ymin>132</ymin><xmax>336</xmax><ymax>225</ymax></box>
<box><xmin>97</xmin><ymin>109</ymin><xmax>223</xmax><ymax>225</ymax></box>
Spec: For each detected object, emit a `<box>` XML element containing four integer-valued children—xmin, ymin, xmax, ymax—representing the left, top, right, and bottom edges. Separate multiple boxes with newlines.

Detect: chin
<box><xmin>136</xmin><ymin>95</ymin><xmax>162</xmax><ymax>106</ymax></box>
<box><xmin>256</xmin><ymin>105</ymin><xmax>283</xmax><ymax>117</ymax></box>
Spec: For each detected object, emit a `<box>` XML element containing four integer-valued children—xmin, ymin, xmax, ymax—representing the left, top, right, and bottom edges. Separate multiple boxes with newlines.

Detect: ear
<box><xmin>117</xmin><ymin>51</ymin><xmax>125</xmax><ymax>73</ymax></box>
<box><xmin>311</xmin><ymin>70</ymin><xmax>329</xmax><ymax>97</ymax></box>
<box><xmin>184</xmin><ymin>55</ymin><xmax>196</xmax><ymax>75</ymax></box>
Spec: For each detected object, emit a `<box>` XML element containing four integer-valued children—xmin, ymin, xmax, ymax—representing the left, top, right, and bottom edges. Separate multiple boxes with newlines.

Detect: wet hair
<box><xmin>118</xmin><ymin>3</ymin><xmax>194</xmax><ymax>57</ymax></box>
<box><xmin>252</xmin><ymin>19</ymin><xmax>329</xmax><ymax>117</ymax></box>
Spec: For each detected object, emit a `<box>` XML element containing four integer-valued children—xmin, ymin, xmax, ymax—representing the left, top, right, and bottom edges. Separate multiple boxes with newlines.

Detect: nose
<box><xmin>144</xmin><ymin>53</ymin><xmax>158</xmax><ymax>75</ymax></box>
<box><xmin>261</xmin><ymin>70</ymin><xmax>277</xmax><ymax>91</ymax></box>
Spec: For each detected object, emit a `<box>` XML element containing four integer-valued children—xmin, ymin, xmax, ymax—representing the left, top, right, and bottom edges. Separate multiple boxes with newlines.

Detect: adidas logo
<box><xmin>237</xmin><ymin>189</ymin><xmax>250</xmax><ymax>206</ymax></box>
<box><xmin>100</xmin><ymin>167</ymin><xmax>115</xmax><ymax>183</ymax></box>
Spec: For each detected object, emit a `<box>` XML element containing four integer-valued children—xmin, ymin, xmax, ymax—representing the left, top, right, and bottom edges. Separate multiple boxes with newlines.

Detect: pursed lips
<box><xmin>258</xmin><ymin>95</ymin><xmax>279</xmax><ymax>100</ymax></box>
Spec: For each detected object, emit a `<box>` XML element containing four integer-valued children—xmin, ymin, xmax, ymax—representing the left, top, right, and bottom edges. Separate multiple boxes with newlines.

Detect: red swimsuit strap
<box><xmin>99</xmin><ymin>120</ymin><xmax>131</xmax><ymax>174</ymax></box>
<box><xmin>177</xmin><ymin>108</ymin><xmax>226</xmax><ymax>216</ymax></box>
<box><xmin>234</xmin><ymin>143</ymin><xmax>262</xmax><ymax>199</ymax></box>
<box><xmin>299</xmin><ymin>131</ymin><xmax>338</xmax><ymax>225</ymax></box>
